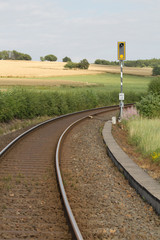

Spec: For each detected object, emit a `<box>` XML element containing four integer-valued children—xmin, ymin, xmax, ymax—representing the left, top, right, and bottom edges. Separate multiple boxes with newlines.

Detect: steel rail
<box><xmin>0</xmin><ymin>104</ymin><xmax>133</xmax><ymax>239</ymax></box>
<box><xmin>56</xmin><ymin>117</ymin><xmax>87</xmax><ymax>240</ymax></box>
<box><xmin>55</xmin><ymin>104</ymin><xmax>133</xmax><ymax>240</ymax></box>
<box><xmin>0</xmin><ymin>105</ymin><xmax>119</xmax><ymax>157</ymax></box>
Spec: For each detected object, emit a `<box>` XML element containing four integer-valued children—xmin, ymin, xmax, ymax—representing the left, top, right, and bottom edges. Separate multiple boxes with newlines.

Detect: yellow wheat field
<box><xmin>0</xmin><ymin>60</ymin><xmax>103</xmax><ymax>77</ymax></box>
<box><xmin>0</xmin><ymin>60</ymin><xmax>152</xmax><ymax>87</ymax></box>
<box><xmin>0</xmin><ymin>60</ymin><xmax>152</xmax><ymax>77</ymax></box>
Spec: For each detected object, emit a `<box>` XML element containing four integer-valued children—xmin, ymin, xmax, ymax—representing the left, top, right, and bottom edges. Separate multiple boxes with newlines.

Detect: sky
<box><xmin>0</xmin><ymin>0</ymin><xmax>160</xmax><ymax>62</ymax></box>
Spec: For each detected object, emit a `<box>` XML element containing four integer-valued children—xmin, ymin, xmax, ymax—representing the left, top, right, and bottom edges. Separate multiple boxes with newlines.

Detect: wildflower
<box><xmin>122</xmin><ymin>106</ymin><xmax>139</xmax><ymax>121</ymax></box>
<box><xmin>151</xmin><ymin>152</ymin><xmax>160</xmax><ymax>162</ymax></box>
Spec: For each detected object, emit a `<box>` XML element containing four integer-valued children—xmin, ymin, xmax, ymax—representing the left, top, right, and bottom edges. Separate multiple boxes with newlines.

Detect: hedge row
<box><xmin>0</xmin><ymin>89</ymin><xmax>143</xmax><ymax>122</ymax></box>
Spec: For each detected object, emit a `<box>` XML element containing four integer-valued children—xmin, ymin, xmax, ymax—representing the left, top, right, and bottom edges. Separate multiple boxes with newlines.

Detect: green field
<box><xmin>0</xmin><ymin>73</ymin><xmax>153</xmax><ymax>94</ymax></box>
<box><xmin>45</xmin><ymin>73</ymin><xmax>152</xmax><ymax>93</ymax></box>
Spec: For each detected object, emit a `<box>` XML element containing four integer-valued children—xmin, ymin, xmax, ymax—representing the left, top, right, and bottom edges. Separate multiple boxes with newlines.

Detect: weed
<box><xmin>16</xmin><ymin>173</ymin><xmax>24</xmax><ymax>178</ymax></box>
<box><xmin>5</xmin><ymin>184</ymin><xmax>12</xmax><ymax>191</ymax></box>
<box><xmin>15</xmin><ymin>179</ymin><xmax>21</xmax><ymax>184</ymax></box>
<box><xmin>2</xmin><ymin>204</ymin><xmax>7</xmax><ymax>210</ymax></box>
<box><xmin>3</xmin><ymin>175</ymin><xmax>12</xmax><ymax>182</ymax></box>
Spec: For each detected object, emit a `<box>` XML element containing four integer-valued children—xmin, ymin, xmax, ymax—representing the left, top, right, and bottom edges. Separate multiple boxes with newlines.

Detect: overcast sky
<box><xmin>0</xmin><ymin>0</ymin><xmax>159</xmax><ymax>62</ymax></box>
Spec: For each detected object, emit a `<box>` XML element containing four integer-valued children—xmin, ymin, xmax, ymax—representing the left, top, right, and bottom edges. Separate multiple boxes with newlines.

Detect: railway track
<box><xmin>0</xmin><ymin>105</ymin><xmax>122</xmax><ymax>240</ymax></box>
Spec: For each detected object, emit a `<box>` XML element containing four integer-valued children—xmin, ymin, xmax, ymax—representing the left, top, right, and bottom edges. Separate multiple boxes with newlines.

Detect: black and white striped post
<box><xmin>118</xmin><ymin>42</ymin><xmax>126</xmax><ymax>120</ymax></box>
<box><xmin>119</xmin><ymin>60</ymin><xmax>124</xmax><ymax>119</ymax></box>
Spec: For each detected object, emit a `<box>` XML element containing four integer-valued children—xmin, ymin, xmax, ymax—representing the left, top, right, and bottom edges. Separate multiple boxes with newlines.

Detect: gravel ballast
<box><xmin>61</xmin><ymin>112</ymin><xmax>160</xmax><ymax>240</ymax></box>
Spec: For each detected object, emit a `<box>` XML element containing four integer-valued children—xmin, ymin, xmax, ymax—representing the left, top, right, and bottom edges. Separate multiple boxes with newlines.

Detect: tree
<box><xmin>0</xmin><ymin>51</ymin><xmax>9</xmax><ymax>60</ymax></box>
<box><xmin>0</xmin><ymin>50</ymin><xmax>32</xmax><ymax>60</ymax></box>
<box><xmin>63</xmin><ymin>56</ymin><xmax>71</xmax><ymax>62</ymax></box>
<box><xmin>44</xmin><ymin>54</ymin><xmax>57</xmax><ymax>61</ymax></box>
<box><xmin>78</xmin><ymin>59</ymin><xmax>90</xmax><ymax>69</ymax></box>
<box><xmin>22</xmin><ymin>54</ymin><xmax>32</xmax><ymax>60</ymax></box>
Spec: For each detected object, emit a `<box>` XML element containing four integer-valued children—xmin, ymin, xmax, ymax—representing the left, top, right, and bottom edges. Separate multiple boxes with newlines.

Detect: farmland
<box><xmin>0</xmin><ymin>60</ymin><xmax>152</xmax><ymax>78</ymax></box>
<box><xmin>0</xmin><ymin>60</ymin><xmax>153</xmax><ymax>94</ymax></box>
<box><xmin>0</xmin><ymin>60</ymin><xmax>155</xmax><ymax>138</ymax></box>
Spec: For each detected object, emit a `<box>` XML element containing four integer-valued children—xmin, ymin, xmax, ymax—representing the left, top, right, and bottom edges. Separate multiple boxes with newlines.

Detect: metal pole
<box><xmin>120</xmin><ymin>60</ymin><xmax>123</xmax><ymax>119</ymax></box>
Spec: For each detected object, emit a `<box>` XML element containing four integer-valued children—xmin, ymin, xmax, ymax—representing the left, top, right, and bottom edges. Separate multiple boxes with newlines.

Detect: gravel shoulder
<box><xmin>61</xmin><ymin>112</ymin><xmax>160</xmax><ymax>240</ymax></box>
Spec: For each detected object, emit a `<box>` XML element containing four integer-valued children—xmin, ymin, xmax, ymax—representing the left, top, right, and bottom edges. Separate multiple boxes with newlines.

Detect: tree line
<box><xmin>94</xmin><ymin>58</ymin><xmax>160</xmax><ymax>75</ymax></box>
<box><xmin>94</xmin><ymin>58</ymin><xmax>160</xmax><ymax>68</ymax></box>
<box><xmin>0</xmin><ymin>50</ymin><xmax>160</xmax><ymax>74</ymax></box>
<box><xmin>0</xmin><ymin>50</ymin><xmax>32</xmax><ymax>60</ymax></box>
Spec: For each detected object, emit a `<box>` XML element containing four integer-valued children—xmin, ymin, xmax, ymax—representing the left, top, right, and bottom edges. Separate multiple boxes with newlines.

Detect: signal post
<box><xmin>117</xmin><ymin>41</ymin><xmax>126</xmax><ymax>120</ymax></box>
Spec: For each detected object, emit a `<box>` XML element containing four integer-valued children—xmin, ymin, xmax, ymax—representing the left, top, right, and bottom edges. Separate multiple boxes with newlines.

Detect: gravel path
<box><xmin>61</xmin><ymin>112</ymin><xmax>160</xmax><ymax>240</ymax></box>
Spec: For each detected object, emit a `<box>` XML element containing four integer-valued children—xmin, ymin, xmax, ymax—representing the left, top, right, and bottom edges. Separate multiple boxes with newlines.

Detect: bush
<box><xmin>136</xmin><ymin>93</ymin><xmax>160</xmax><ymax>118</ymax></box>
<box><xmin>148</xmin><ymin>77</ymin><xmax>160</xmax><ymax>94</ymax></box>
<box><xmin>40</xmin><ymin>57</ymin><xmax>45</xmax><ymax>61</ymax></box>
<box><xmin>94</xmin><ymin>59</ymin><xmax>110</xmax><ymax>65</ymax></box>
<box><xmin>152</xmin><ymin>66</ymin><xmax>160</xmax><ymax>76</ymax></box>
<box><xmin>78</xmin><ymin>59</ymin><xmax>89</xmax><ymax>69</ymax></box>
<box><xmin>0</xmin><ymin>87</ymin><xmax>144</xmax><ymax>123</ymax></box>
<box><xmin>44</xmin><ymin>54</ymin><xmax>57</xmax><ymax>61</ymax></box>
<box><xmin>63</xmin><ymin>56</ymin><xmax>71</xmax><ymax>62</ymax></box>
<box><xmin>64</xmin><ymin>59</ymin><xmax>89</xmax><ymax>69</ymax></box>
<box><xmin>64</xmin><ymin>62</ymin><xmax>78</xmax><ymax>69</ymax></box>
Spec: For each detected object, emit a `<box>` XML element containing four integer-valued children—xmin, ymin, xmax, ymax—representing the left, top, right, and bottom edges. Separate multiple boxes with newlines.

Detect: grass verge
<box><xmin>126</xmin><ymin>118</ymin><xmax>160</xmax><ymax>163</ymax></box>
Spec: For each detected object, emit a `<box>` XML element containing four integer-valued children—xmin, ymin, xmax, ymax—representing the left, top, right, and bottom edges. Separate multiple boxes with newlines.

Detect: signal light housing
<box><xmin>118</xmin><ymin>42</ymin><xmax>126</xmax><ymax>60</ymax></box>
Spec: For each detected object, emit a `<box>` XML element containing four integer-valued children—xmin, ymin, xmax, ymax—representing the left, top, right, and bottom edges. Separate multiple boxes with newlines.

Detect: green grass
<box><xmin>37</xmin><ymin>73</ymin><xmax>152</xmax><ymax>93</ymax></box>
<box><xmin>127</xmin><ymin>118</ymin><xmax>160</xmax><ymax>162</ymax></box>
<box><xmin>0</xmin><ymin>73</ymin><xmax>153</xmax><ymax>93</ymax></box>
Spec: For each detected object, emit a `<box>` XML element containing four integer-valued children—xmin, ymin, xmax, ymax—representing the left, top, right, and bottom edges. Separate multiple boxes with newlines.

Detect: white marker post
<box><xmin>117</xmin><ymin>42</ymin><xmax>126</xmax><ymax>120</ymax></box>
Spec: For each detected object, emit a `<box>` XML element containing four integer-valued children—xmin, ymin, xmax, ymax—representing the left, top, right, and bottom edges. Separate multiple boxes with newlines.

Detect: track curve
<box><xmin>0</xmin><ymin>105</ymin><xmax>122</xmax><ymax>240</ymax></box>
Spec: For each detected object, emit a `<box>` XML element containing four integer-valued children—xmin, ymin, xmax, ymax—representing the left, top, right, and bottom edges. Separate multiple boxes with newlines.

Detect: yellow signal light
<box><xmin>118</xmin><ymin>42</ymin><xmax>126</xmax><ymax>60</ymax></box>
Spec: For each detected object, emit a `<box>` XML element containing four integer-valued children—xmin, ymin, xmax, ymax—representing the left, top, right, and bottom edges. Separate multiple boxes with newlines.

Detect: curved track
<box><xmin>0</xmin><ymin>105</ymin><xmax>123</xmax><ymax>240</ymax></box>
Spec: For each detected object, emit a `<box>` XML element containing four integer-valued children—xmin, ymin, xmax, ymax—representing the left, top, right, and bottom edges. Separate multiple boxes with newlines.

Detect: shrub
<box><xmin>64</xmin><ymin>59</ymin><xmax>89</xmax><ymax>69</ymax></box>
<box><xmin>152</xmin><ymin>66</ymin><xmax>160</xmax><ymax>76</ymax></box>
<box><xmin>94</xmin><ymin>59</ymin><xmax>110</xmax><ymax>65</ymax></box>
<box><xmin>63</xmin><ymin>56</ymin><xmax>71</xmax><ymax>62</ymax></box>
<box><xmin>40</xmin><ymin>57</ymin><xmax>45</xmax><ymax>61</ymax></box>
<box><xmin>136</xmin><ymin>93</ymin><xmax>160</xmax><ymax>118</ymax></box>
<box><xmin>64</xmin><ymin>62</ymin><xmax>78</xmax><ymax>69</ymax></box>
<box><xmin>0</xmin><ymin>88</ymin><xmax>144</xmax><ymax>123</ymax></box>
<box><xmin>78</xmin><ymin>59</ymin><xmax>89</xmax><ymax>69</ymax></box>
<box><xmin>148</xmin><ymin>77</ymin><xmax>160</xmax><ymax>94</ymax></box>
<box><xmin>44</xmin><ymin>54</ymin><xmax>57</xmax><ymax>61</ymax></box>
